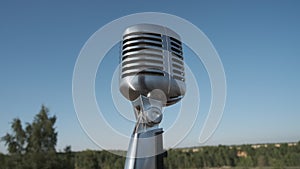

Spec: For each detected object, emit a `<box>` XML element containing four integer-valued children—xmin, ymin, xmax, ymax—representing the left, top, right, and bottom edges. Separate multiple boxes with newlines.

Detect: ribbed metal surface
<box><xmin>121</xmin><ymin>31</ymin><xmax>185</xmax><ymax>82</ymax></box>
<box><xmin>169</xmin><ymin>37</ymin><xmax>184</xmax><ymax>81</ymax></box>
<box><xmin>121</xmin><ymin>32</ymin><xmax>164</xmax><ymax>78</ymax></box>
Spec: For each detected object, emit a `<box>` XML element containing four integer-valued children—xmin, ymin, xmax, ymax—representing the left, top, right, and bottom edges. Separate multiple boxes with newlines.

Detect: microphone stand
<box><xmin>124</xmin><ymin>95</ymin><xmax>166</xmax><ymax>169</ymax></box>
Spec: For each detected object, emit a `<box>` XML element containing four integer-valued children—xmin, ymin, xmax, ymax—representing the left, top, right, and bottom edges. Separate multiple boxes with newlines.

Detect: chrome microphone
<box><xmin>120</xmin><ymin>24</ymin><xmax>185</xmax><ymax>169</ymax></box>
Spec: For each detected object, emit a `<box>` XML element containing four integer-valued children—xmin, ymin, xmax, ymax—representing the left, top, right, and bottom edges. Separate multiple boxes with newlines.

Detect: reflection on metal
<box><xmin>120</xmin><ymin>24</ymin><xmax>186</xmax><ymax>169</ymax></box>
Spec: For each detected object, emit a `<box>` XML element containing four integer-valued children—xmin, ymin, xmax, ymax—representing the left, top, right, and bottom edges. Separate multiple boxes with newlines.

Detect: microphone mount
<box><xmin>124</xmin><ymin>94</ymin><xmax>165</xmax><ymax>169</ymax></box>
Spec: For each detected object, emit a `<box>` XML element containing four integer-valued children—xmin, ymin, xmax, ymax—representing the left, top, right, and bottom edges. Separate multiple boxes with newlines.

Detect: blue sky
<box><xmin>1</xmin><ymin>1</ymin><xmax>300</xmax><ymax>153</ymax></box>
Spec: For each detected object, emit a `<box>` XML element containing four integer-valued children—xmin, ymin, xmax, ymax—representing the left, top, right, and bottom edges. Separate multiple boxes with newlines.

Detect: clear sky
<box><xmin>1</xmin><ymin>1</ymin><xmax>300</xmax><ymax>153</ymax></box>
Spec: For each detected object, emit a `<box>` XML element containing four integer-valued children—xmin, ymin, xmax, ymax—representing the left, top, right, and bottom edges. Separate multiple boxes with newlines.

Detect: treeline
<box><xmin>0</xmin><ymin>148</ymin><xmax>125</xmax><ymax>169</ymax></box>
<box><xmin>165</xmin><ymin>142</ymin><xmax>300</xmax><ymax>169</ymax></box>
<box><xmin>1</xmin><ymin>105</ymin><xmax>300</xmax><ymax>169</ymax></box>
<box><xmin>1</xmin><ymin>142</ymin><xmax>300</xmax><ymax>169</ymax></box>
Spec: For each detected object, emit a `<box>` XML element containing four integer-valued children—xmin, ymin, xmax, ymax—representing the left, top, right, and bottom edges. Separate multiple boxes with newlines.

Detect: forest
<box><xmin>1</xmin><ymin>105</ymin><xmax>300</xmax><ymax>169</ymax></box>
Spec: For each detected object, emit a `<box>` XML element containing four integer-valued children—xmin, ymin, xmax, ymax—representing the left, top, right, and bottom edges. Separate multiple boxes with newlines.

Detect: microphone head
<box><xmin>119</xmin><ymin>24</ymin><xmax>186</xmax><ymax>106</ymax></box>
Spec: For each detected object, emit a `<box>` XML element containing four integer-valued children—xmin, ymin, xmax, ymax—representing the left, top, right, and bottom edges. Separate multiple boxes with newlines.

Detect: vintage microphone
<box><xmin>119</xmin><ymin>24</ymin><xmax>186</xmax><ymax>169</ymax></box>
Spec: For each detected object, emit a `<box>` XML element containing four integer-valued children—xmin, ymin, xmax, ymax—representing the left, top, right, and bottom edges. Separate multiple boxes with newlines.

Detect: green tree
<box><xmin>25</xmin><ymin>105</ymin><xmax>59</xmax><ymax>169</ymax></box>
<box><xmin>61</xmin><ymin>145</ymin><xmax>75</xmax><ymax>169</ymax></box>
<box><xmin>75</xmin><ymin>150</ymin><xmax>100</xmax><ymax>169</ymax></box>
<box><xmin>26</xmin><ymin>105</ymin><xmax>57</xmax><ymax>153</ymax></box>
<box><xmin>238</xmin><ymin>157</ymin><xmax>254</xmax><ymax>169</ymax></box>
<box><xmin>1</xmin><ymin>118</ymin><xmax>26</xmax><ymax>154</ymax></box>
<box><xmin>271</xmin><ymin>158</ymin><xmax>285</xmax><ymax>169</ymax></box>
<box><xmin>1</xmin><ymin>105</ymin><xmax>60</xmax><ymax>169</ymax></box>
<box><xmin>1</xmin><ymin>118</ymin><xmax>27</xmax><ymax>169</ymax></box>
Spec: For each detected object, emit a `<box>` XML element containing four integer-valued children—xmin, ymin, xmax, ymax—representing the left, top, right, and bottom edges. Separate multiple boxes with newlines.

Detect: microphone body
<box><xmin>120</xmin><ymin>24</ymin><xmax>185</xmax><ymax>106</ymax></box>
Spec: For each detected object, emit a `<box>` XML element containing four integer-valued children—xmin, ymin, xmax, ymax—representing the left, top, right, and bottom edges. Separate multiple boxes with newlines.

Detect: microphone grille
<box><xmin>121</xmin><ymin>32</ymin><xmax>165</xmax><ymax>78</ymax></box>
<box><xmin>169</xmin><ymin>36</ymin><xmax>184</xmax><ymax>81</ymax></box>
<box><xmin>121</xmin><ymin>25</ymin><xmax>184</xmax><ymax>82</ymax></box>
